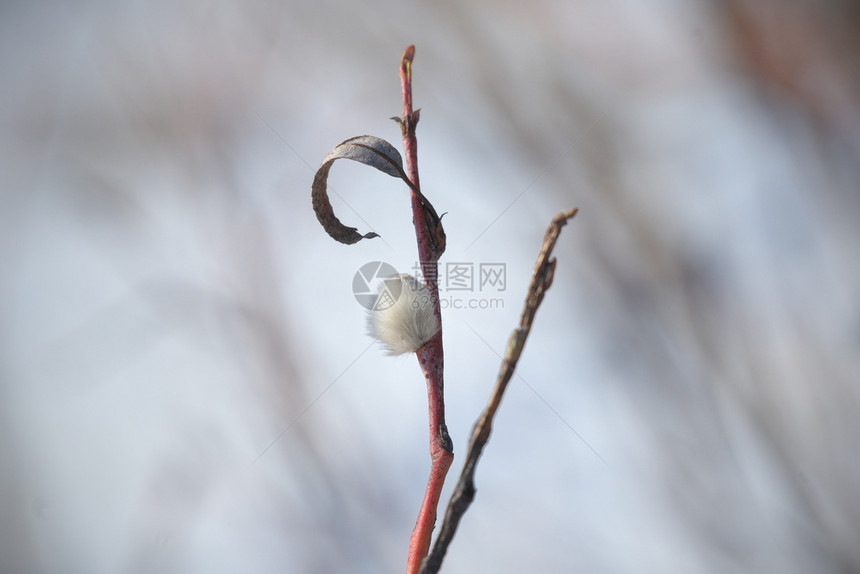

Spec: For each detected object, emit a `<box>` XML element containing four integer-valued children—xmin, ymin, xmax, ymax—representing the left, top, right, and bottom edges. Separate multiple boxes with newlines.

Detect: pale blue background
<box><xmin>2</xmin><ymin>1</ymin><xmax>859</xmax><ymax>573</ymax></box>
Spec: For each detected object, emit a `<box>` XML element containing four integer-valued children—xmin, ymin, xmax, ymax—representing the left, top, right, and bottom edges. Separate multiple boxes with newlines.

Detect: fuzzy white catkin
<box><xmin>367</xmin><ymin>274</ymin><xmax>439</xmax><ymax>355</ymax></box>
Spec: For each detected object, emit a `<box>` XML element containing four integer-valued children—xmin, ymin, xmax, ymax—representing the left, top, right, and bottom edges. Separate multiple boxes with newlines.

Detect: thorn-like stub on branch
<box><xmin>395</xmin><ymin>115</ymin><xmax>409</xmax><ymax>138</ymax></box>
<box><xmin>439</xmin><ymin>424</ymin><xmax>454</xmax><ymax>454</ymax></box>
<box><xmin>394</xmin><ymin>110</ymin><xmax>421</xmax><ymax>138</ymax></box>
<box><xmin>544</xmin><ymin>257</ymin><xmax>557</xmax><ymax>290</ymax></box>
<box><xmin>505</xmin><ymin>328</ymin><xmax>526</xmax><ymax>358</ymax></box>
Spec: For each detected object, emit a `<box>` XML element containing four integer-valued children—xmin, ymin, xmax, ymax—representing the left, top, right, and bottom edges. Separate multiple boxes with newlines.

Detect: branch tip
<box><xmin>555</xmin><ymin>207</ymin><xmax>579</xmax><ymax>225</ymax></box>
<box><xmin>401</xmin><ymin>45</ymin><xmax>415</xmax><ymax>81</ymax></box>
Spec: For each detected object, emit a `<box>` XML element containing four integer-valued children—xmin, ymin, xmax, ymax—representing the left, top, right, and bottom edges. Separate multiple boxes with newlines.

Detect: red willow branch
<box><xmin>419</xmin><ymin>208</ymin><xmax>579</xmax><ymax>574</ymax></box>
<box><xmin>396</xmin><ymin>46</ymin><xmax>455</xmax><ymax>574</ymax></box>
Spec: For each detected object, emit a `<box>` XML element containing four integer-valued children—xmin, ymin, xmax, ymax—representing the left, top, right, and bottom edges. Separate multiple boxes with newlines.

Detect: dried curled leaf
<box><xmin>311</xmin><ymin>135</ymin><xmax>445</xmax><ymax>254</ymax></box>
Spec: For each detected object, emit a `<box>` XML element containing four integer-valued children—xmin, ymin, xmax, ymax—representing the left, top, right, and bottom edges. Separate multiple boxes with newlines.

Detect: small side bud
<box><xmin>367</xmin><ymin>274</ymin><xmax>439</xmax><ymax>355</ymax></box>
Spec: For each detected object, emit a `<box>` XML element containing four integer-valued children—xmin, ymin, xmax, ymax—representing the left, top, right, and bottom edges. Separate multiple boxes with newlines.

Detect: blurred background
<box><xmin>2</xmin><ymin>0</ymin><xmax>859</xmax><ymax>572</ymax></box>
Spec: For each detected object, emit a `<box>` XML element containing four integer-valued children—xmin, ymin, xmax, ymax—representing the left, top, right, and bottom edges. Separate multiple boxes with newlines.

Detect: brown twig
<box><xmin>419</xmin><ymin>208</ymin><xmax>579</xmax><ymax>574</ymax></box>
<box><xmin>397</xmin><ymin>45</ymin><xmax>455</xmax><ymax>574</ymax></box>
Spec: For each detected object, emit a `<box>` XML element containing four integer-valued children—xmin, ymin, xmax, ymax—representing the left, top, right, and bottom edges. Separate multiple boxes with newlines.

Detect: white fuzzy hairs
<box><xmin>367</xmin><ymin>274</ymin><xmax>439</xmax><ymax>355</ymax></box>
